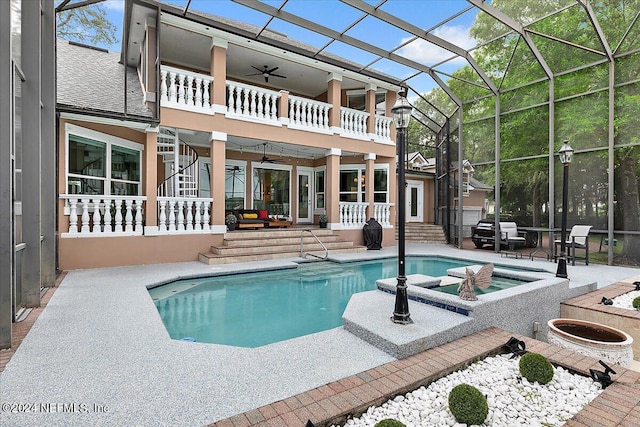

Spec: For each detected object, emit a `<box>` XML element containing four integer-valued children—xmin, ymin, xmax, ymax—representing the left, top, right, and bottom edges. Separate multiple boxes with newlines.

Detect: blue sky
<box><xmin>95</xmin><ymin>0</ymin><xmax>480</xmax><ymax>93</ymax></box>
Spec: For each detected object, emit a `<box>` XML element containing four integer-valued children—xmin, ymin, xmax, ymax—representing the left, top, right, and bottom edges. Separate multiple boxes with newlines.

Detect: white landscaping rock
<box><xmin>333</xmin><ymin>354</ymin><xmax>603</xmax><ymax>427</ymax></box>
<box><xmin>611</xmin><ymin>289</ymin><xmax>640</xmax><ymax>310</ymax></box>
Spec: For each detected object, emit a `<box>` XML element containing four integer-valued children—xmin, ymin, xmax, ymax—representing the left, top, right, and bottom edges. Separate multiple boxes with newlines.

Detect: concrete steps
<box><xmin>396</xmin><ymin>223</ymin><xmax>447</xmax><ymax>243</ymax></box>
<box><xmin>198</xmin><ymin>227</ymin><xmax>367</xmax><ymax>265</ymax></box>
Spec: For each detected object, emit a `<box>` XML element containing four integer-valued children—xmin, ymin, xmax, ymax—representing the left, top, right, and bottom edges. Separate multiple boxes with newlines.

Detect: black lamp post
<box><xmin>556</xmin><ymin>140</ymin><xmax>574</xmax><ymax>279</ymax></box>
<box><xmin>391</xmin><ymin>91</ymin><xmax>413</xmax><ymax>324</ymax></box>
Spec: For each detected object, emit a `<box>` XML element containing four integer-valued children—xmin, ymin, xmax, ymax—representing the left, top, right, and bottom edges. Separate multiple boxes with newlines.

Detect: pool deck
<box><xmin>1</xmin><ymin>243</ymin><xmax>639</xmax><ymax>427</ymax></box>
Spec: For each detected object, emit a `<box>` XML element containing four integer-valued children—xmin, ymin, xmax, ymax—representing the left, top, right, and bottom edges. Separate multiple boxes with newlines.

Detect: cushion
<box><xmin>237</xmin><ymin>213</ymin><xmax>244</xmax><ymax>219</ymax></box>
<box><xmin>244</xmin><ymin>213</ymin><xmax>258</xmax><ymax>219</ymax></box>
<box><xmin>258</xmin><ymin>210</ymin><xmax>268</xmax><ymax>219</ymax></box>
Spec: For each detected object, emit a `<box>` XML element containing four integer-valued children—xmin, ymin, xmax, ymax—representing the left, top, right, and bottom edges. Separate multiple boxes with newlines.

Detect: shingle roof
<box><xmin>57</xmin><ymin>40</ymin><xmax>153</xmax><ymax>119</ymax></box>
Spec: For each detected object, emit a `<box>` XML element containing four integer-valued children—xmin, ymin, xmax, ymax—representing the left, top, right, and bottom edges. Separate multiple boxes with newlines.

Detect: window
<box><xmin>339</xmin><ymin>165</ymin><xmax>388</xmax><ymax>203</ymax></box>
<box><xmin>252</xmin><ymin>165</ymin><xmax>290</xmax><ymax>215</ymax></box>
<box><xmin>225</xmin><ymin>161</ymin><xmax>246</xmax><ymax>209</ymax></box>
<box><xmin>66</xmin><ymin>124</ymin><xmax>142</xmax><ymax>196</ymax></box>
<box><xmin>315</xmin><ymin>168</ymin><xmax>325</xmax><ymax>211</ymax></box>
<box><xmin>346</xmin><ymin>90</ymin><xmax>387</xmax><ymax>116</ymax></box>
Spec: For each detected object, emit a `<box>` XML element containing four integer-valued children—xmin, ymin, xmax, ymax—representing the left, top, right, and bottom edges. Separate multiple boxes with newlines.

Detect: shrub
<box><xmin>374</xmin><ymin>419</ymin><xmax>405</xmax><ymax>427</ymax></box>
<box><xmin>448</xmin><ymin>383</ymin><xmax>488</xmax><ymax>425</ymax></box>
<box><xmin>225</xmin><ymin>214</ymin><xmax>237</xmax><ymax>225</ymax></box>
<box><xmin>519</xmin><ymin>352</ymin><xmax>554</xmax><ymax>385</ymax></box>
<box><xmin>633</xmin><ymin>296</ymin><xmax>640</xmax><ymax>310</ymax></box>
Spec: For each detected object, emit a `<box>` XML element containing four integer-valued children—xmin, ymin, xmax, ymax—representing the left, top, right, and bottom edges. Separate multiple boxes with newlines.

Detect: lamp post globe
<box><xmin>556</xmin><ymin>140</ymin><xmax>574</xmax><ymax>279</ymax></box>
<box><xmin>391</xmin><ymin>90</ymin><xmax>413</xmax><ymax>324</ymax></box>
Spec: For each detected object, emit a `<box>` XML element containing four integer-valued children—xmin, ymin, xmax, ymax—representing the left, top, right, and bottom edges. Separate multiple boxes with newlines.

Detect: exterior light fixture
<box><xmin>556</xmin><ymin>140</ymin><xmax>574</xmax><ymax>279</ymax></box>
<box><xmin>391</xmin><ymin>90</ymin><xmax>412</xmax><ymax>324</ymax></box>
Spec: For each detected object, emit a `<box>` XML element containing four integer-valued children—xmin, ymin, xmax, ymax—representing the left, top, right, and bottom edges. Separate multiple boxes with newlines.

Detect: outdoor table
<box><xmin>520</xmin><ymin>227</ymin><xmax>555</xmax><ymax>260</ymax></box>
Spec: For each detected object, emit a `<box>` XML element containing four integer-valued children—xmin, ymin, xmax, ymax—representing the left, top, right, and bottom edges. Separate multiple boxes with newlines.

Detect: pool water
<box><xmin>149</xmin><ymin>257</ymin><xmax>524</xmax><ymax>347</ymax></box>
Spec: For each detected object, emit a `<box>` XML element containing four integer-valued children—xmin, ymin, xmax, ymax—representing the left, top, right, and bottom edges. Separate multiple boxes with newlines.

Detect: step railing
<box><xmin>157</xmin><ymin>197</ymin><xmax>213</xmax><ymax>234</ymax></box>
<box><xmin>288</xmin><ymin>95</ymin><xmax>332</xmax><ymax>131</ymax></box>
<box><xmin>160</xmin><ymin>65</ymin><xmax>213</xmax><ymax>113</ymax></box>
<box><xmin>226</xmin><ymin>81</ymin><xmax>280</xmax><ymax>122</ymax></box>
<box><xmin>60</xmin><ymin>195</ymin><xmax>146</xmax><ymax>237</ymax></box>
<box><xmin>300</xmin><ymin>229</ymin><xmax>328</xmax><ymax>260</ymax></box>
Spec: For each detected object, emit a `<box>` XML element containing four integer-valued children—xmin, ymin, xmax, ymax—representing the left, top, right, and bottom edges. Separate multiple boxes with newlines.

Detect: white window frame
<box><xmin>65</xmin><ymin>123</ymin><xmax>144</xmax><ymax>196</ymax></box>
<box><xmin>313</xmin><ymin>166</ymin><xmax>326</xmax><ymax>213</ymax></box>
<box><xmin>224</xmin><ymin>159</ymin><xmax>247</xmax><ymax>209</ymax></box>
<box><xmin>339</xmin><ymin>163</ymin><xmax>389</xmax><ymax>203</ymax></box>
<box><xmin>346</xmin><ymin>89</ymin><xmax>387</xmax><ymax>116</ymax></box>
<box><xmin>250</xmin><ymin>162</ymin><xmax>292</xmax><ymax>211</ymax></box>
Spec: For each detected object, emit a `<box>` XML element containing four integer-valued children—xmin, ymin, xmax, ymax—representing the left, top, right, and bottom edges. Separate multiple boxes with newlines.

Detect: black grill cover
<box><xmin>363</xmin><ymin>218</ymin><xmax>382</xmax><ymax>250</ymax></box>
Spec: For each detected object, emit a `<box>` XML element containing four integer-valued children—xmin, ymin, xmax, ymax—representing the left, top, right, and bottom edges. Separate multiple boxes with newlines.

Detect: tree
<box><xmin>422</xmin><ymin>0</ymin><xmax>640</xmax><ymax>262</ymax></box>
<box><xmin>56</xmin><ymin>1</ymin><xmax>117</xmax><ymax>47</ymax></box>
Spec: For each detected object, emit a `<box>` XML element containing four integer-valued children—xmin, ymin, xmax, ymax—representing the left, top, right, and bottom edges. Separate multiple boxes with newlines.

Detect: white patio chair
<box><xmin>554</xmin><ymin>225</ymin><xmax>592</xmax><ymax>265</ymax></box>
<box><xmin>499</xmin><ymin>222</ymin><xmax>527</xmax><ymax>251</ymax></box>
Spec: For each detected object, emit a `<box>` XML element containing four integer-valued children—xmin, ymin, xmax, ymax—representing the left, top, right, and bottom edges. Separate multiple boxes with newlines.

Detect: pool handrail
<box><xmin>300</xmin><ymin>229</ymin><xmax>329</xmax><ymax>260</ymax></box>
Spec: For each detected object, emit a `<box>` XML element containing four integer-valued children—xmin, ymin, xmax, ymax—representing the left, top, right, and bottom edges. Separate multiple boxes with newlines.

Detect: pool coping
<box><xmin>207</xmin><ymin>327</ymin><xmax>640</xmax><ymax>427</ymax></box>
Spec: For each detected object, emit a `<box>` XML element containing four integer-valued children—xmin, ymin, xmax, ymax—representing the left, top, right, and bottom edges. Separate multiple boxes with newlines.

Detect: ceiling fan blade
<box><xmin>266</xmin><ymin>66</ymin><xmax>279</xmax><ymax>74</ymax></box>
<box><xmin>246</xmin><ymin>72</ymin><xmax>263</xmax><ymax>76</ymax></box>
<box><xmin>270</xmin><ymin>73</ymin><xmax>286</xmax><ymax>79</ymax></box>
<box><xmin>251</xmin><ymin>65</ymin><xmax>264</xmax><ymax>72</ymax></box>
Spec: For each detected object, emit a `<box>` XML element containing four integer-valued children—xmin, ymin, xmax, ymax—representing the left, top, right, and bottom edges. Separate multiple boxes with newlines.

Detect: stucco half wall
<box><xmin>58</xmin><ymin>234</ymin><xmax>224</xmax><ymax>270</ymax></box>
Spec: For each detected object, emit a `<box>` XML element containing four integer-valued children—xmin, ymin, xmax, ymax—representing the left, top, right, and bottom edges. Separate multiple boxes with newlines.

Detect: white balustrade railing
<box><xmin>157</xmin><ymin>197</ymin><xmax>213</xmax><ymax>234</ymax></box>
<box><xmin>288</xmin><ymin>95</ymin><xmax>332</xmax><ymax>131</ymax></box>
<box><xmin>373</xmin><ymin>203</ymin><xmax>394</xmax><ymax>226</ymax></box>
<box><xmin>340</xmin><ymin>107</ymin><xmax>370</xmax><ymax>138</ymax></box>
<box><xmin>61</xmin><ymin>195</ymin><xmax>146</xmax><ymax>237</ymax></box>
<box><xmin>160</xmin><ymin>66</ymin><xmax>213</xmax><ymax>114</ymax></box>
<box><xmin>374</xmin><ymin>116</ymin><xmax>393</xmax><ymax>141</ymax></box>
<box><xmin>226</xmin><ymin>81</ymin><xmax>280</xmax><ymax>123</ymax></box>
<box><xmin>339</xmin><ymin>202</ymin><xmax>368</xmax><ymax>228</ymax></box>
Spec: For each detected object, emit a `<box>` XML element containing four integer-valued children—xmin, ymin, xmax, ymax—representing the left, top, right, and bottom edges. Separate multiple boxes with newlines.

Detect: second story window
<box><xmin>347</xmin><ymin>90</ymin><xmax>386</xmax><ymax>116</ymax></box>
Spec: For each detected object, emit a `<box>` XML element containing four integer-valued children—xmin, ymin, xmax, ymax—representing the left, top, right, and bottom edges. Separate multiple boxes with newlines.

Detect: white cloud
<box><xmin>398</xmin><ymin>24</ymin><xmax>476</xmax><ymax>66</ymax></box>
<box><xmin>103</xmin><ymin>0</ymin><xmax>125</xmax><ymax>12</ymax></box>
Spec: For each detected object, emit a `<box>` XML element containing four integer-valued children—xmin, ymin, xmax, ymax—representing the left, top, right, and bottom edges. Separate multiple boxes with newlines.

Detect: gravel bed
<box><xmin>611</xmin><ymin>289</ymin><xmax>640</xmax><ymax>310</ymax></box>
<box><xmin>336</xmin><ymin>354</ymin><xmax>603</xmax><ymax>427</ymax></box>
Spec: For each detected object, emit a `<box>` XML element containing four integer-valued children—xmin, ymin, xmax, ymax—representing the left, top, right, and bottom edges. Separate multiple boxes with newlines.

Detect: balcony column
<box><xmin>325</xmin><ymin>148</ymin><xmax>341</xmax><ymax>228</ymax></box>
<box><xmin>209</xmin><ymin>38</ymin><xmax>227</xmax><ymax>113</ymax></box>
<box><xmin>365</xmin><ymin>153</ymin><xmax>376</xmax><ymax>220</ymax></box>
<box><xmin>144</xmin><ymin>127</ymin><xmax>159</xmax><ymax>235</ymax></box>
<box><xmin>387</xmin><ymin>90</ymin><xmax>398</xmax><ymax>141</ymax></box>
<box><xmin>365</xmin><ymin>83</ymin><xmax>377</xmax><ymax>138</ymax></box>
<box><xmin>327</xmin><ymin>73</ymin><xmax>342</xmax><ymax>133</ymax></box>
<box><xmin>210</xmin><ymin>132</ymin><xmax>227</xmax><ymax>231</ymax></box>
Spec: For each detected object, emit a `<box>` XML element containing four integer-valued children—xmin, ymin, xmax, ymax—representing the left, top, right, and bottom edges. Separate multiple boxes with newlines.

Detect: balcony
<box><xmin>159</xmin><ymin>65</ymin><xmax>393</xmax><ymax>143</ymax></box>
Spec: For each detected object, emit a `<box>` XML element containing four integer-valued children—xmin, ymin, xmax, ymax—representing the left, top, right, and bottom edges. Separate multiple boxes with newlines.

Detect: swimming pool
<box><xmin>148</xmin><ymin>257</ymin><xmax>524</xmax><ymax>347</ymax></box>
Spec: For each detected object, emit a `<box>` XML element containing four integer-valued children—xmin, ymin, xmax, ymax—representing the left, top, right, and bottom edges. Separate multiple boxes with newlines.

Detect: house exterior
<box><xmin>402</xmin><ymin>152</ymin><xmax>490</xmax><ymax>237</ymax></box>
<box><xmin>55</xmin><ymin>0</ymin><xmax>405</xmax><ymax>270</ymax></box>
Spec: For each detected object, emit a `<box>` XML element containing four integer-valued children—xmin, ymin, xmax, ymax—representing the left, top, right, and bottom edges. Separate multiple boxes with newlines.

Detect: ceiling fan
<box><xmin>247</xmin><ymin>65</ymin><xmax>286</xmax><ymax>83</ymax></box>
<box><xmin>260</xmin><ymin>142</ymin><xmax>283</xmax><ymax>163</ymax></box>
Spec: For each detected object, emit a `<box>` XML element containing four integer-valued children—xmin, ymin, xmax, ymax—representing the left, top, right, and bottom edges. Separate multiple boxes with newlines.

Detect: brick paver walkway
<box><xmin>209</xmin><ymin>327</ymin><xmax>640</xmax><ymax>427</ymax></box>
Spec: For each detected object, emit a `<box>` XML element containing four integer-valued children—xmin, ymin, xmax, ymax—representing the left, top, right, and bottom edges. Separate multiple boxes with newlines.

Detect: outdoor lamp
<box><xmin>392</xmin><ymin>93</ymin><xmax>412</xmax><ymax>130</ymax></box>
<box><xmin>391</xmin><ymin>90</ymin><xmax>413</xmax><ymax>324</ymax></box>
<box><xmin>558</xmin><ymin>140</ymin><xmax>574</xmax><ymax>165</ymax></box>
<box><xmin>556</xmin><ymin>140</ymin><xmax>573</xmax><ymax>279</ymax></box>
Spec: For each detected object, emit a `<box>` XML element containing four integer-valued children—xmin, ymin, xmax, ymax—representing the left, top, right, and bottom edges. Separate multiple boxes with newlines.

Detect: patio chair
<box><xmin>499</xmin><ymin>222</ymin><xmax>527</xmax><ymax>253</ymax></box>
<box><xmin>554</xmin><ymin>225</ymin><xmax>592</xmax><ymax>265</ymax></box>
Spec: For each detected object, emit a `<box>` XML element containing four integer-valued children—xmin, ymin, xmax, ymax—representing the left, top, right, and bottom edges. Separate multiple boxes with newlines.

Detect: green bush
<box><xmin>519</xmin><ymin>352</ymin><xmax>554</xmax><ymax>385</ymax></box>
<box><xmin>632</xmin><ymin>296</ymin><xmax>640</xmax><ymax>310</ymax></box>
<box><xmin>448</xmin><ymin>383</ymin><xmax>488</xmax><ymax>425</ymax></box>
<box><xmin>374</xmin><ymin>419</ymin><xmax>406</xmax><ymax>427</ymax></box>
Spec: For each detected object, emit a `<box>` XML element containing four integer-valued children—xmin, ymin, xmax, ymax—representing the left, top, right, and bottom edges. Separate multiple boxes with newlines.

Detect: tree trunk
<box><xmin>618</xmin><ymin>155</ymin><xmax>640</xmax><ymax>259</ymax></box>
